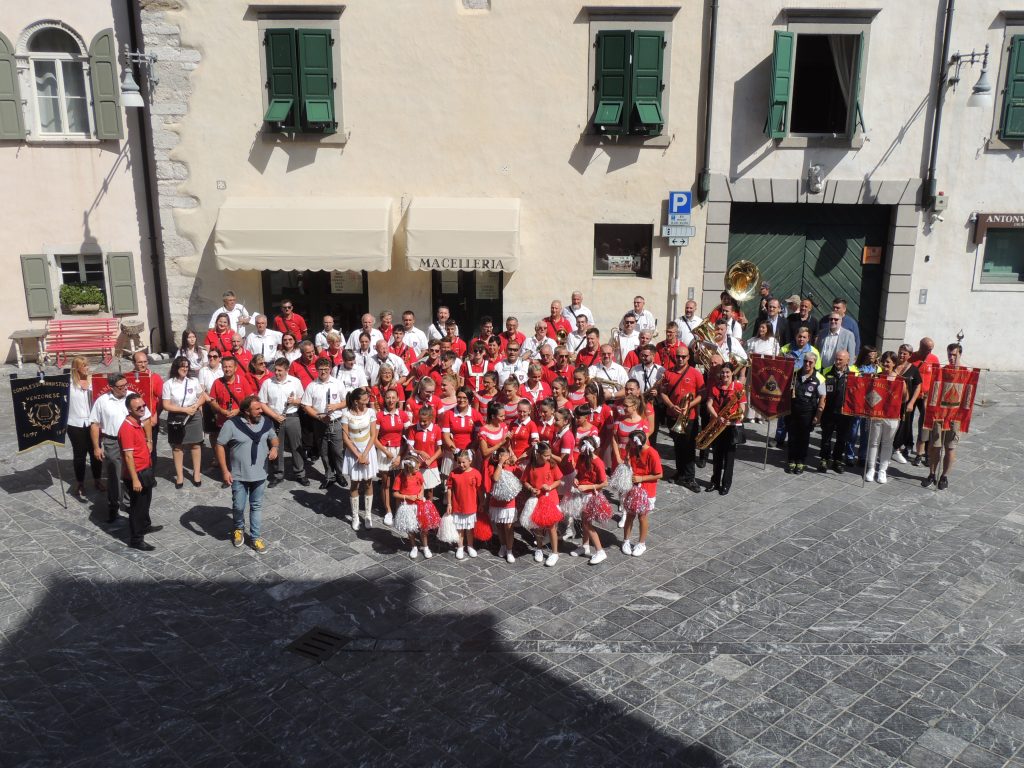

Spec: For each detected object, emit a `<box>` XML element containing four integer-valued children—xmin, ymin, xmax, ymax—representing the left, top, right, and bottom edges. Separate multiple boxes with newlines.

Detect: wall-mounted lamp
<box><xmin>949</xmin><ymin>44</ymin><xmax>992</xmax><ymax>108</ymax></box>
<box><xmin>807</xmin><ymin>163</ymin><xmax>823</xmax><ymax>195</ymax></box>
<box><xmin>120</xmin><ymin>45</ymin><xmax>158</xmax><ymax>109</ymax></box>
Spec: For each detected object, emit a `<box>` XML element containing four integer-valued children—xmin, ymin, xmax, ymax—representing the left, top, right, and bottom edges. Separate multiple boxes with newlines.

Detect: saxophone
<box><xmin>670</xmin><ymin>392</ymin><xmax>694</xmax><ymax>434</ymax></box>
<box><xmin>696</xmin><ymin>389</ymin><xmax>744</xmax><ymax>449</ymax></box>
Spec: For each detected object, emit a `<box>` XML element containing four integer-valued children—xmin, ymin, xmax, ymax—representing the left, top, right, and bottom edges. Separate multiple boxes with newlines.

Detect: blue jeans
<box><xmin>231</xmin><ymin>479</ymin><xmax>265</xmax><ymax>538</ymax></box>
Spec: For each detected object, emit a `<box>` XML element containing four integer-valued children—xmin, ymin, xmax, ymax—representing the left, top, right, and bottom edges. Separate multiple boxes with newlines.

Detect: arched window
<box><xmin>26</xmin><ymin>24</ymin><xmax>91</xmax><ymax>136</ymax></box>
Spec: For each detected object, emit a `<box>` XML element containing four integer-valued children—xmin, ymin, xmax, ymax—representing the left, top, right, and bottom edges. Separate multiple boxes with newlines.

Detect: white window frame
<box><xmin>16</xmin><ymin>21</ymin><xmax>96</xmax><ymax>142</ymax></box>
<box><xmin>972</xmin><ymin>226</ymin><xmax>1024</xmax><ymax>292</ymax></box>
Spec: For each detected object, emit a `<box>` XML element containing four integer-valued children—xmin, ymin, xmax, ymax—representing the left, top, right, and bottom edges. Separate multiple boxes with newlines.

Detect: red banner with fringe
<box><xmin>748</xmin><ymin>354</ymin><xmax>794</xmax><ymax>419</ymax></box>
<box><xmin>923</xmin><ymin>366</ymin><xmax>980</xmax><ymax>433</ymax></box>
<box><xmin>842</xmin><ymin>375</ymin><xmax>904</xmax><ymax>419</ymax></box>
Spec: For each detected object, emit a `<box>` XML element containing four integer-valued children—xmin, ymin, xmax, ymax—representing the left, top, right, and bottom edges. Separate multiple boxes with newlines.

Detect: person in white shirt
<box><xmin>259</xmin><ymin>358</ymin><xmax>308</xmax><ymax>487</ymax></box>
<box><xmin>677</xmin><ymin>300</ymin><xmax>701</xmax><ymax>347</ymax></box>
<box><xmin>301</xmin><ymin>358</ymin><xmax>348</xmax><ymax>488</ymax></box>
<box><xmin>67</xmin><ymin>356</ymin><xmax>101</xmax><ymax>497</ymax></box>
<box><xmin>207</xmin><ymin>290</ymin><xmax>256</xmax><ymax>332</ymax></box>
<box><xmin>615</xmin><ymin>313</ymin><xmax>642</xmax><ymax>364</ymax></box>
<box><xmin>561</xmin><ymin>290</ymin><xmax>595</xmax><ymax>327</ymax></box>
<box><xmin>89</xmin><ymin>373</ymin><xmax>152</xmax><ymax>523</ymax></box>
<box><xmin>198</xmin><ymin>350</ymin><xmax>224</xmax><ymax>394</ymax></box>
<box><xmin>714</xmin><ymin>318</ymin><xmax>748</xmax><ymax>375</ymax></box>
<box><xmin>314</xmin><ymin>315</ymin><xmax>343</xmax><ymax>353</ymax></box>
<box><xmin>363</xmin><ymin>340</ymin><xmax>409</xmax><ymax>386</ymax></box>
<box><xmin>589</xmin><ymin>345</ymin><xmax>629</xmax><ymax>400</ymax></box>
<box><xmin>162</xmin><ymin>356</ymin><xmax>209</xmax><ymax>488</ymax></box>
<box><xmin>521</xmin><ymin>321</ymin><xmax>557</xmax><ymax>361</ymax></box>
<box><xmin>398</xmin><ymin>310</ymin><xmax>429</xmax><ymax>355</ymax></box>
<box><xmin>346</xmin><ymin>314</ymin><xmax>384</xmax><ymax>351</ymax></box>
<box><xmin>494</xmin><ymin>340</ymin><xmax>529</xmax><ymax>385</ymax></box>
<box><xmin>628</xmin><ymin>344</ymin><xmax>665</xmax><ymax>397</ymax></box>
<box><xmin>350</xmin><ymin>332</ymin><xmax>376</xmax><ymax>375</ymax></box>
<box><xmin>566</xmin><ymin>314</ymin><xmax>591</xmax><ymax>357</ymax></box>
<box><xmin>245</xmin><ymin>315</ymin><xmax>283</xmax><ymax>361</ymax></box>
<box><xmin>631</xmin><ymin>296</ymin><xmax>657</xmax><ymax>332</ymax></box>
<box><xmin>332</xmin><ymin>349</ymin><xmax>369</xmax><ymax>392</ymax></box>
<box><xmin>426</xmin><ymin>305</ymin><xmax>450</xmax><ymax>342</ymax></box>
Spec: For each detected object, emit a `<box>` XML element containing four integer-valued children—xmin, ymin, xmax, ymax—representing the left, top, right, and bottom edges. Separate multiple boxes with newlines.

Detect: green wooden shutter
<box><xmin>0</xmin><ymin>32</ymin><xmax>25</xmax><ymax>140</ymax></box>
<box><xmin>630</xmin><ymin>30</ymin><xmax>664</xmax><ymax>135</ymax></box>
<box><xmin>847</xmin><ymin>32</ymin><xmax>866</xmax><ymax>136</ymax></box>
<box><xmin>21</xmin><ymin>255</ymin><xmax>54</xmax><ymax>318</ymax></box>
<box><xmin>106</xmin><ymin>252</ymin><xmax>138</xmax><ymax>315</ymax></box>
<box><xmin>89</xmin><ymin>29</ymin><xmax>124</xmax><ymax>140</ymax></box>
<box><xmin>1001</xmin><ymin>35</ymin><xmax>1024</xmax><ymax>140</ymax></box>
<box><xmin>264</xmin><ymin>28</ymin><xmax>299</xmax><ymax>131</ymax></box>
<box><xmin>297</xmin><ymin>29</ymin><xmax>336</xmax><ymax>134</ymax></box>
<box><xmin>594</xmin><ymin>30</ymin><xmax>630</xmax><ymax>135</ymax></box>
<box><xmin>765</xmin><ymin>30</ymin><xmax>795</xmax><ymax>139</ymax></box>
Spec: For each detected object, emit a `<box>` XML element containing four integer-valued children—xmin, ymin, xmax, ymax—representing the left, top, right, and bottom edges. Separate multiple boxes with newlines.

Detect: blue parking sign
<box><xmin>669</xmin><ymin>191</ymin><xmax>691</xmax><ymax>214</ymax></box>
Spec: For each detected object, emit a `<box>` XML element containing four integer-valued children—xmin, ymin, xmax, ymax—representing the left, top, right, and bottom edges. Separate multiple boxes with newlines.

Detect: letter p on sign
<box><xmin>669</xmin><ymin>191</ymin><xmax>691</xmax><ymax>215</ymax></box>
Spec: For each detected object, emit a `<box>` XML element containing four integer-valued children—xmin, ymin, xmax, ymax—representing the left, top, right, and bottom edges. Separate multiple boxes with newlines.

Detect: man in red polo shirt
<box><xmin>910</xmin><ymin>336</ymin><xmax>941</xmax><ymax>465</ymax></box>
<box><xmin>574</xmin><ymin>328</ymin><xmax>602</xmax><ymax>370</ymax></box>
<box><xmin>274</xmin><ymin>299</ymin><xmax>307</xmax><ymax>339</ymax></box>
<box><xmin>543</xmin><ymin>300</ymin><xmax>573</xmax><ymax>341</ymax></box>
<box><xmin>124</xmin><ymin>350</ymin><xmax>163</xmax><ymax>465</ymax></box>
<box><xmin>209</xmin><ymin>357</ymin><xmax>257</xmax><ymax>431</ymax></box>
<box><xmin>289</xmin><ymin>341</ymin><xmax>319</xmax><ymax>388</ymax></box>
<box><xmin>118</xmin><ymin>393</ymin><xmax>161</xmax><ymax>551</ymax></box>
<box><xmin>658</xmin><ymin>346</ymin><xmax>704</xmax><ymax>492</ymax></box>
<box><xmin>656</xmin><ymin>322</ymin><xmax>684</xmax><ymax>369</ymax></box>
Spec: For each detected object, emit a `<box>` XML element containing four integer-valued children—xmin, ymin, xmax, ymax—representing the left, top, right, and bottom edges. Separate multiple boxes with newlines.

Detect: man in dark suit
<box><xmin>754</xmin><ymin>297</ymin><xmax>790</xmax><ymax>346</ymax></box>
<box><xmin>786</xmin><ymin>297</ymin><xmax>817</xmax><ymax>343</ymax></box>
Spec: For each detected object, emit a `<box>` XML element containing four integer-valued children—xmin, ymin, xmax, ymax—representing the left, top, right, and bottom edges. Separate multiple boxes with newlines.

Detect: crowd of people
<box><xmin>65</xmin><ymin>285</ymin><xmax>967</xmax><ymax>556</ymax></box>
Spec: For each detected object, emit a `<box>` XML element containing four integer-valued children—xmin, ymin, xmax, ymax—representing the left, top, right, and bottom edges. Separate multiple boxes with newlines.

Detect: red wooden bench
<box><xmin>45</xmin><ymin>318</ymin><xmax>120</xmax><ymax>367</ymax></box>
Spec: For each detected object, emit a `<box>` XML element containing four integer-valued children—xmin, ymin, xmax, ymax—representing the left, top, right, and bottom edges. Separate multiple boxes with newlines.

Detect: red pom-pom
<box><xmin>416</xmin><ymin>499</ymin><xmax>441</xmax><ymax>530</ymax></box>
<box><xmin>582</xmin><ymin>492</ymin><xmax>614</xmax><ymax>523</ymax></box>
<box><xmin>531</xmin><ymin>495</ymin><xmax>564</xmax><ymax>528</ymax></box>
<box><xmin>473</xmin><ymin>517</ymin><xmax>493</xmax><ymax>542</ymax></box>
<box><xmin>623</xmin><ymin>485</ymin><xmax>652</xmax><ymax>517</ymax></box>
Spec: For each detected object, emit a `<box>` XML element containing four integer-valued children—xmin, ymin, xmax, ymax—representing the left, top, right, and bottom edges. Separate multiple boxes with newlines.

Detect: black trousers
<box><xmin>67</xmin><ymin>425</ymin><xmax>101</xmax><ymax>483</ymax></box>
<box><xmin>124</xmin><ymin>479</ymin><xmax>153</xmax><ymax>544</ymax></box>
<box><xmin>787</xmin><ymin>410</ymin><xmax>814</xmax><ymax>464</ymax></box>
<box><xmin>893</xmin><ymin>409</ymin><xmax>915</xmax><ymax>454</ymax></box>
<box><xmin>819</xmin><ymin>413</ymin><xmax>852</xmax><ymax>463</ymax></box>
<box><xmin>711</xmin><ymin>425</ymin><xmax>736</xmax><ymax>489</ymax></box>
<box><xmin>670</xmin><ymin>417</ymin><xmax>698</xmax><ymax>483</ymax></box>
<box><xmin>697</xmin><ymin>406</ymin><xmax>710</xmax><ymax>462</ymax></box>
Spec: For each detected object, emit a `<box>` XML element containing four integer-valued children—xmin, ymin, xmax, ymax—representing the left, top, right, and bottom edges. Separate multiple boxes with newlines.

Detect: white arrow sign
<box><xmin>668</xmin><ymin>237</ymin><xmax>689</xmax><ymax>247</ymax></box>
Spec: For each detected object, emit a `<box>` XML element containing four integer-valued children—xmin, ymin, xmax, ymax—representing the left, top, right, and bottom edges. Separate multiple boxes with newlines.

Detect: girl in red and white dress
<box><xmin>615</xmin><ymin>380</ymin><xmax>657</xmax><ymax>434</ymax></box>
<box><xmin>521</xmin><ymin>443</ymin><xmax>564</xmax><ymax>567</ymax></box>
<box><xmin>498</xmin><ymin>378</ymin><xmax>522</xmax><ymax>422</ymax></box>
<box><xmin>406</xmin><ymin>378</ymin><xmax>442</xmax><ymax>423</ymax></box>
<box><xmin>404</xmin><ymin>405</ymin><xmax>443</xmax><ymax>501</ymax></box>
<box><xmin>552</xmin><ymin>407</ymin><xmax>579</xmax><ymax>543</ymax></box>
<box><xmin>441</xmin><ymin>387</ymin><xmax>481</xmax><ymax>478</ymax></box>
<box><xmin>375</xmin><ymin>389</ymin><xmax>411</xmax><ymax>525</ymax></box>
<box><xmin>551</xmin><ymin>377</ymin><xmax>572</xmax><ymax>413</ymax></box>
<box><xmin>620</xmin><ymin>431</ymin><xmax>662</xmax><ymax>558</ymax></box>
<box><xmin>567</xmin><ymin>368</ymin><xmax>589</xmax><ymax>410</ymax></box>
<box><xmin>611</xmin><ymin>395</ymin><xmax>652</xmax><ymax>469</ymax></box>
<box><xmin>473</xmin><ymin>371</ymin><xmax>500</xmax><ymax>418</ymax></box>
<box><xmin>584</xmin><ymin>381</ymin><xmax>614</xmax><ymax>460</ymax></box>
<box><xmin>508</xmin><ymin>399</ymin><xmax>539</xmax><ymax>466</ymax></box>
<box><xmin>486</xmin><ymin>445</ymin><xmax>520</xmax><ymax>563</ymax></box>
<box><xmin>574</xmin><ymin>404</ymin><xmax>600</xmax><ymax>446</ymax></box>
<box><xmin>570</xmin><ymin>437</ymin><xmax>610</xmax><ymax>565</ymax></box>
<box><xmin>521</xmin><ymin>364</ymin><xmax>551</xmax><ymax>408</ymax></box>
<box><xmin>445</xmin><ymin>450</ymin><xmax>483</xmax><ymax>560</ymax></box>
<box><xmin>477</xmin><ymin>400</ymin><xmax>509</xmax><ymax>467</ymax></box>
<box><xmin>535</xmin><ymin>399</ymin><xmax>558</xmax><ymax>444</ymax></box>
<box><xmin>370</xmin><ymin>364</ymin><xmax>406</xmax><ymax>410</ymax></box>
<box><xmin>392</xmin><ymin>458</ymin><xmax>436</xmax><ymax>560</ymax></box>
<box><xmin>437</xmin><ymin>373</ymin><xmax>459</xmax><ymax>419</ymax></box>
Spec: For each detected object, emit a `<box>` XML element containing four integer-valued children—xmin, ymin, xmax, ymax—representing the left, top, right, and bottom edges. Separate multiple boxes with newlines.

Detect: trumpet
<box><xmin>696</xmin><ymin>389</ymin><xmax>744</xmax><ymax>450</ymax></box>
<box><xmin>670</xmin><ymin>393</ymin><xmax>694</xmax><ymax>434</ymax></box>
<box><xmin>556</xmin><ymin>328</ymin><xmax>568</xmax><ymax>345</ymax></box>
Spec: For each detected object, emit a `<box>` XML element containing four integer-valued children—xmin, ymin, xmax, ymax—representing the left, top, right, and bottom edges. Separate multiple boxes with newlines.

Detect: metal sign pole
<box><xmin>763</xmin><ymin>419</ymin><xmax>771</xmax><ymax>471</ymax></box>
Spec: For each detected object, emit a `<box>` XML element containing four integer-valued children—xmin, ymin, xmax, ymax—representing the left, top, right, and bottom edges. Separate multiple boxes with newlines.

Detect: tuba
<box><xmin>689</xmin><ymin>261</ymin><xmax>761</xmax><ymax>369</ymax></box>
<box><xmin>696</xmin><ymin>388</ymin><xmax>745</xmax><ymax>450</ymax></box>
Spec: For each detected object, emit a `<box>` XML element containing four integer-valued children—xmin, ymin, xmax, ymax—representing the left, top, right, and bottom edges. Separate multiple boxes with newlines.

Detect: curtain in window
<box><xmin>829</xmin><ymin>35</ymin><xmax>858</xmax><ymax>108</ymax></box>
<box><xmin>61</xmin><ymin>62</ymin><xmax>88</xmax><ymax>133</ymax></box>
<box><xmin>34</xmin><ymin>61</ymin><xmax>62</xmax><ymax>133</ymax></box>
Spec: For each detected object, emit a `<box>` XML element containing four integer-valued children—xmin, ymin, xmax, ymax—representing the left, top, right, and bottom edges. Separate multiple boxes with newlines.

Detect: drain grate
<box><xmin>286</xmin><ymin>627</ymin><xmax>347</xmax><ymax>662</ymax></box>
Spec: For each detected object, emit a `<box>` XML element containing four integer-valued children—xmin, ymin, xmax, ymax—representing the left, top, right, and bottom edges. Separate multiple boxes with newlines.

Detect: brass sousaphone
<box><xmin>689</xmin><ymin>260</ymin><xmax>761</xmax><ymax>369</ymax></box>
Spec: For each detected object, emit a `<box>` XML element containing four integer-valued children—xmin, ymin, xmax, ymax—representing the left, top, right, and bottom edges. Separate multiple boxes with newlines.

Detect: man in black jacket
<box><xmin>754</xmin><ymin>297</ymin><xmax>790</xmax><ymax>346</ymax></box>
<box><xmin>818</xmin><ymin>350</ymin><xmax>854</xmax><ymax>473</ymax></box>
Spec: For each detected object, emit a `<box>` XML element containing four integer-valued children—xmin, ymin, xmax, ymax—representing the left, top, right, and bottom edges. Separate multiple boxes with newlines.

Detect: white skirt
<box><xmin>343</xmin><ymin>438</ymin><xmax>379</xmax><ymax>481</ymax></box>
<box><xmin>489</xmin><ymin>504</ymin><xmax>516</xmax><ymax>524</ymax></box>
<box><xmin>376</xmin><ymin>447</ymin><xmax>399</xmax><ymax>471</ymax></box>
<box><xmin>452</xmin><ymin>512</ymin><xmax>477</xmax><ymax>530</ymax></box>
<box><xmin>439</xmin><ymin>448</ymin><xmax>455</xmax><ymax>476</ymax></box>
<box><xmin>422</xmin><ymin>467</ymin><xmax>441</xmax><ymax>489</ymax></box>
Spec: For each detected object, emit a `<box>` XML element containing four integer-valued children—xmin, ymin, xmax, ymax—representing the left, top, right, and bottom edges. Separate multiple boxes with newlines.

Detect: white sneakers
<box><xmin>891</xmin><ymin>451</ymin><xmax>908</xmax><ymax>464</ymax></box>
<box><xmin>383</xmin><ymin>512</ymin><xmax>394</xmax><ymax>526</ymax></box>
<box><xmin>456</xmin><ymin>547</ymin><xmax>466</xmax><ymax>560</ymax></box>
<box><xmin>506</xmin><ymin>552</ymin><xmax>515</xmax><ymax>564</ymax></box>
<box><xmin>621</xmin><ymin>540</ymin><xmax>633</xmax><ymax>555</ymax></box>
<box><xmin>409</xmin><ymin>546</ymin><xmax>418</xmax><ymax>559</ymax></box>
<box><xmin>422</xmin><ymin>547</ymin><xmax>433</xmax><ymax>559</ymax></box>
<box><xmin>632</xmin><ymin>542</ymin><xmax>647</xmax><ymax>557</ymax></box>
<box><xmin>570</xmin><ymin>545</ymin><xmax>591</xmax><ymax>558</ymax></box>
<box><xmin>864</xmin><ymin>470</ymin><xmax>876</xmax><ymax>483</ymax></box>
<box><xmin>534</xmin><ymin>548</ymin><xmax>544</xmax><ymax>563</ymax></box>
<box><xmin>467</xmin><ymin>547</ymin><xmax>478</xmax><ymax>558</ymax></box>
<box><xmin>589</xmin><ymin>549</ymin><xmax>607</xmax><ymax>565</ymax></box>
<box><xmin>545</xmin><ymin>553</ymin><xmax>559</xmax><ymax>567</ymax></box>
<box><xmin>877</xmin><ymin>469</ymin><xmax>888</xmax><ymax>484</ymax></box>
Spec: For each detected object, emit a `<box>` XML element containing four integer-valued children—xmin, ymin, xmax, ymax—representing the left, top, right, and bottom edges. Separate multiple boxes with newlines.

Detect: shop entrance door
<box><xmin>431</xmin><ymin>270</ymin><xmax>504</xmax><ymax>342</ymax></box>
<box><xmin>262</xmin><ymin>270</ymin><xmax>368</xmax><ymax>342</ymax></box>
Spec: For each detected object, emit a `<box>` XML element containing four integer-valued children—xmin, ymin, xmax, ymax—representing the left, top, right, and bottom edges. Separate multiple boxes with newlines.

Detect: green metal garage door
<box><xmin>727</xmin><ymin>204</ymin><xmax>890</xmax><ymax>346</ymax></box>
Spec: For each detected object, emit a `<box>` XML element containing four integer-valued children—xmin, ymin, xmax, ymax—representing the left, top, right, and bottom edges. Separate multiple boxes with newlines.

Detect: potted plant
<box><xmin>60</xmin><ymin>283</ymin><xmax>107</xmax><ymax>314</ymax></box>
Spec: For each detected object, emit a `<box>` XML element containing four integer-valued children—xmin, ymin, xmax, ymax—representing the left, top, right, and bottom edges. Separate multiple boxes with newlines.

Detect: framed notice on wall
<box><xmin>862</xmin><ymin>246</ymin><xmax>882</xmax><ymax>265</ymax></box>
<box><xmin>477</xmin><ymin>271</ymin><xmax>500</xmax><ymax>299</ymax></box>
<box><xmin>441</xmin><ymin>271</ymin><xmax>459</xmax><ymax>293</ymax></box>
<box><xmin>331</xmin><ymin>270</ymin><xmax>363</xmax><ymax>294</ymax></box>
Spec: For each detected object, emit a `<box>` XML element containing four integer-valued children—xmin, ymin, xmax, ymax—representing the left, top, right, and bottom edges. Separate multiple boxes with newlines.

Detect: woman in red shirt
<box><xmin>571</xmin><ymin>437</ymin><xmax>610</xmax><ymax>565</ymax></box>
<box><xmin>574</xmin><ymin>404</ymin><xmax>600</xmax><ymax>445</ymax></box>
<box><xmin>521</xmin><ymin>364</ymin><xmax>552</xmax><ymax>408</ymax></box>
<box><xmin>371</xmin><ymin>364</ymin><xmax>406</xmax><ymax>410</ymax></box>
<box><xmin>376</xmin><ymin>389</ymin><xmax>410</xmax><ymax>524</ymax></box>
<box><xmin>204</xmin><ymin>313</ymin><xmax>232</xmax><ymax>357</ymax></box>
<box><xmin>535</xmin><ymin>399</ymin><xmax>558</xmax><ymax>444</ymax></box>
<box><xmin>498</xmin><ymin>378</ymin><xmax>522</xmax><ymax>422</ymax></box>
<box><xmin>551</xmin><ymin>377</ymin><xmax>571</xmax><ymax>413</ymax></box>
<box><xmin>508</xmin><ymin>399</ymin><xmax>538</xmax><ymax>465</ymax></box>
<box><xmin>473</xmin><ymin>371</ymin><xmax>500</xmax><ymax>418</ymax></box>
<box><xmin>521</xmin><ymin>443</ymin><xmax>564</xmax><ymax>567</ymax></box>
<box><xmin>437</xmin><ymin>373</ymin><xmax>459</xmax><ymax>420</ymax></box>
<box><xmin>446</xmin><ymin>450</ymin><xmax>483</xmax><ymax>560</ymax></box>
<box><xmin>621</xmin><ymin>431</ymin><xmax>662</xmax><ymax>558</ymax></box>
<box><xmin>567</xmin><ymin>368</ymin><xmax>589</xmax><ymax>410</ymax></box>
<box><xmin>584</xmin><ymin>382</ymin><xmax>613</xmax><ymax>461</ymax></box>
<box><xmin>391</xmin><ymin>459</ymin><xmax>434</xmax><ymax>560</ymax></box>
<box><xmin>441</xmin><ymin>387</ymin><xmax>480</xmax><ymax>477</ymax></box>
<box><xmin>486</xmin><ymin>445</ymin><xmax>520</xmax><ymax>563</ymax></box>
<box><xmin>611</xmin><ymin>396</ymin><xmax>651</xmax><ymax>469</ymax></box>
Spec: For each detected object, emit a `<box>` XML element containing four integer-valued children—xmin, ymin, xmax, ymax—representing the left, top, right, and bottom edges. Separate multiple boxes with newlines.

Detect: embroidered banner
<box><xmin>924</xmin><ymin>366</ymin><xmax>980</xmax><ymax>433</ymax></box>
<box><xmin>748</xmin><ymin>354</ymin><xmax>794</xmax><ymax>419</ymax></box>
<box><xmin>843</xmin><ymin>374</ymin><xmax>904</xmax><ymax>420</ymax></box>
<box><xmin>11</xmin><ymin>374</ymin><xmax>70</xmax><ymax>452</ymax></box>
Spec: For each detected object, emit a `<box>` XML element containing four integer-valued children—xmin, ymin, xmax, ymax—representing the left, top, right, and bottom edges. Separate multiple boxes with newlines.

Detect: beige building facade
<box><xmin>2</xmin><ymin>1</ymin><xmax>162</xmax><ymax>364</ymax></box>
<box><xmin>140</xmin><ymin>0</ymin><xmax>709</xmax><ymax>343</ymax></box>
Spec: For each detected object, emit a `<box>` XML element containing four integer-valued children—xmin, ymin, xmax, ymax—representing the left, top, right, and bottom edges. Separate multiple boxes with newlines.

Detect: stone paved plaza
<box><xmin>2</xmin><ymin>366</ymin><xmax>1024</xmax><ymax>768</ymax></box>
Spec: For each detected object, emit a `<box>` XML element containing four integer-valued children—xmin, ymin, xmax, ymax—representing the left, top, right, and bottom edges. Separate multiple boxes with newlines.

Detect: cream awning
<box><xmin>214</xmin><ymin>197</ymin><xmax>392</xmax><ymax>271</ymax></box>
<box><xmin>405</xmin><ymin>198</ymin><xmax>520</xmax><ymax>272</ymax></box>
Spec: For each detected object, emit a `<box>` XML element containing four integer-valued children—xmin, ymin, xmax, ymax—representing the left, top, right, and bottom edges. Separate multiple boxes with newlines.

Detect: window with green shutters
<box><xmin>593</xmin><ymin>30</ymin><xmax>665</xmax><ymax>136</ymax></box>
<box><xmin>1000</xmin><ymin>35</ymin><xmax>1024</xmax><ymax>140</ymax></box>
<box><xmin>263</xmin><ymin>27</ymin><xmax>336</xmax><ymax>135</ymax></box>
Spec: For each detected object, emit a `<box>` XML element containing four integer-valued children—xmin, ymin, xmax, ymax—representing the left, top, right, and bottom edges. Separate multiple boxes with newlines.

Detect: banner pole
<box><xmin>763</xmin><ymin>418</ymin><xmax>771</xmax><ymax>471</ymax></box>
<box><xmin>53</xmin><ymin>445</ymin><xmax>68</xmax><ymax>510</ymax></box>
